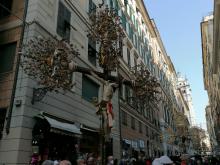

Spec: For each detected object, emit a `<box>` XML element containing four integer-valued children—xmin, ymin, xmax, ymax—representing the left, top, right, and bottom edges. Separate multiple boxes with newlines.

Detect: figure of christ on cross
<box><xmin>90</xmin><ymin>71</ymin><xmax>118</xmax><ymax>141</ymax></box>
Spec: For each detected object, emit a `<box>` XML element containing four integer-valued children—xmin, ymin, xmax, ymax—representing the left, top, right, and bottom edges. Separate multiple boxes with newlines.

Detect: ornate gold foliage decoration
<box><xmin>89</xmin><ymin>7</ymin><xmax>124</xmax><ymax>72</ymax></box>
<box><xmin>130</xmin><ymin>65</ymin><xmax>161</xmax><ymax>104</ymax></box>
<box><xmin>21</xmin><ymin>37</ymin><xmax>79</xmax><ymax>92</ymax></box>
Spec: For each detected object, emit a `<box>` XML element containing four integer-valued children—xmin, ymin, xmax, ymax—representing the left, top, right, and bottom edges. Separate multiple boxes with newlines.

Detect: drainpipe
<box><xmin>6</xmin><ymin>0</ymin><xmax>29</xmax><ymax>134</ymax></box>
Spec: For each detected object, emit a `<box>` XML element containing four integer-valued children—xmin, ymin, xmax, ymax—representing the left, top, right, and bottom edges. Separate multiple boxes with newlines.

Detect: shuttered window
<box><xmin>114</xmin><ymin>0</ymin><xmax>119</xmax><ymax>14</ymax></box>
<box><xmin>121</xmin><ymin>12</ymin><xmax>126</xmax><ymax>30</ymax></box>
<box><xmin>127</xmin><ymin>48</ymin><xmax>131</xmax><ymax>67</ymax></box>
<box><xmin>0</xmin><ymin>43</ymin><xmax>16</xmax><ymax>74</ymax></box>
<box><xmin>89</xmin><ymin>0</ymin><xmax>96</xmax><ymax>14</ymax></box>
<box><xmin>109</xmin><ymin>0</ymin><xmax>113</xmax><ymax>9</ymax></box>
<box><xmin>139</xmin><ymin>121</ymin><xmax>142</xmax><ymax>133</ymax></box>
<box><xmin>88</xmin><ymin>38</ymin><xmax>97</xmax><ymax>66</ymax></box>
<box><xmin>122</xmin><ymin>111</ymin><xmax>127</xmax><ymax>126</ymax></box>
<box><xmin>0</xmin><ymin>0</ymin><xmax>12</xmax><ymax>19</ymax></box>
<box><xmin>0</xmin><ymin>108</ymin><xmax>7</xmax><ymax>139</ymax></box>
<box><xmin>82</xmin><ymin>75</ymin><xmax>99</xmax><ymax>102</ymax></box>
<box><xmin>131</xmin><ymin>116</ymin><xmax>135</xmax><ymax>130</ymax></box>
<box><xmin>145</xmin><ymin>126</ymin><xmax>149</xmax><ymax>136</ymax></box>
<box><xmin>57</xmin><ymin>1</ymin><xmax>71</xmax><ymax>41</ymax></box>
<box><xmin>129</xmin><ymin>24</ymin><xmax>133</xmax><ymax>40</ymax></box>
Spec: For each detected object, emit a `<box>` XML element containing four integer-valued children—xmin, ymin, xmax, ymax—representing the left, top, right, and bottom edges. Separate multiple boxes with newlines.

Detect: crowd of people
<box><xmin>33</xmin><ymin>154</ymin><xmax>220</xmax><ymax>165</ymax></box>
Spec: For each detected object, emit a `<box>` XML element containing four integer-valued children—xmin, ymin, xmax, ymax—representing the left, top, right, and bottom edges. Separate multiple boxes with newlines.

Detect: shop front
<box><xmin>122</xmin><ymin>139</ymin><xmax>146</xmax><ymax>160</ymax></box>
<box><xmin>31</xmin><ymin>114</ymin><xmax>100</xmax><ymax>165</ymax></box>
<box><xmin>32</xmin><ymin>114</ymin><xmax>82</xmax><ymax>165</ymax></box>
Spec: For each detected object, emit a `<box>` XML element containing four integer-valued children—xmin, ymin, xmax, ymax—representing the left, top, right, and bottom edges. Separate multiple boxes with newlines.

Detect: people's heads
<box><xmin>77</xmin><ymin>159</ymin><xmax>86</xmax><ymax>165</ymax></box>
<box><xmin>59</xmin><ymin>160</ymin><xmax>72</xmax><ymax>165</ymax></box>
<box><xmin>42</xmin><ymin>160</ymin><xmax>54</xmax><ymax>165</ymax></box>
<box><xmin>87</xmin><ymin>157</ymin><xmax>96</xmax><ymax>165</ymax></box>
<box><xmin>107</xmin><ymin>156</ymin><xmax>114</xmax><ymax>164</ymax></box>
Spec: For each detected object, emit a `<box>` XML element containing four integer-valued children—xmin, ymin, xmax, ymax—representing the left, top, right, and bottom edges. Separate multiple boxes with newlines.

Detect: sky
<box><xmin>144</xmin><ymin>0</ymin><xmax>213</xmax><ymax>129</ymax></box>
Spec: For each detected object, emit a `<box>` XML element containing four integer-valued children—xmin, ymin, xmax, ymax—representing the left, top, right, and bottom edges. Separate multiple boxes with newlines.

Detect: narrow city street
<box><xmin>0</xmin><ymin>0</ymin><xmax>218</xmax><ymax>165</ymax></box>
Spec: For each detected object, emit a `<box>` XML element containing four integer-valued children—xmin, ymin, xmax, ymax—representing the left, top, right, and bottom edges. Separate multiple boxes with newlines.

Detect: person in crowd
<box><xmin>59</xmin><ymin>160</ymin><xmax>72</xmax><ymax>165</ymax></box>
<box><xmin>76</xmin><ymin>158</ymin><xmax>86</xmax><ymax>165</ymax></box>
<box><xmin>42</xmin><ymin>160</ymin><xmax>54</xmax><ymax>165</ymax></box>
<box><xmin>107</xmin><ymin>156</ymin><xmax>114</xmax><ymax>165</ymax></box>
<box><xmin>86</xmin><ymin>156</ymin><xmax>96</xmax><ymax>165</ymax></box>
<box><xmin>114</xmin><ymin>158</ymin><xmax>118</xmax><ymax>165</ymax></box>
<box><xmin>145</xmin><ymin>158</ymin><xmax>152</xmax><ymax>165</ymax></box>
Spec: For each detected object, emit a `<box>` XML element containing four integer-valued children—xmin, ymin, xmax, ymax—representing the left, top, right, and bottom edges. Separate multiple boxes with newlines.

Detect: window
<box><xmin>109</xmin><ymin>0</ymin><xmax>113</xmax><ymax>9</ymax></box>
<box><xmin>121</xmin><ymin>12</ymin><xmax>126</xmax><ymax>30</ymax></box>
<box><xmin>114</xmin><ymin>0</ymin><xmax>119</xmax><ymax>14</ymax></box>
<box><xmin>139</xmin><ymin>121</ymin><xmax>142</xmax><ymax>133</ymax></box>
<box><xmin>89</xmin><ymin>0</ymin><xmax>96</xmax><ymax>14</ymax></box>
<box><xmin>0</xmin><ymin>108</ymin><xmax>7</xmax><ymax>139</ymax></box>
<box><xmin>127</xmin><ymin>48</ymin><xmax>131</xmax><ymax>67</ymax></box>
<box><xmin>129</xmin><ymin>24</ymin><xmax>133</xmax><ymax>40</ymax></box>
<box><xmin>82</xmin><ymin>75</ymin><xmax>99</xmax><ymax>102</ymax></box>
<box><xmin>145</xmin><ymin>126</ymin><xmax>149</xmax><ymax>136</ymax></box>
<box><xmin>131</xmin><ymin>116</ymin><xmax>135</xmax><ymax>130</ymax></box>
<box><xmin>125</xmin><ymin>85</ymin><xmax>130</xmax><ymax>103</ymax></box>
<box><xmin>0</xmin><ymin>0</ymin><xmax>12</xmax><ymax>19</ymax></box>
<box><xmin>119</xmin><ymin>84</ymin><xmax>124</xmax><ymax>99</ymax></box>
<box><xmin>57</xmin><ymin>1</ymin><xmax>71</xmax><ymax>41</ymax></box>
<box><xmin>0</xmin><ymin>43</ymin><xmax>16</xmax><ymax>74</ymax></box>
<box><xmin>88</xmin><ymin>38</ymin><xmax>97</xmax><ymax>66</ymax></box>
<box><xmin>122</xmin><ymin>111</ymin><xmax>127</xmax><ymax>126</ymax></box>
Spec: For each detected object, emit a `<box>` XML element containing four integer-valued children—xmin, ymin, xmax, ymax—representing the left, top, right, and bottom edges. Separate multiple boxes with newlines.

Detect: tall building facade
<box><xmin>177</xmin><ymin>74</ymin><xmax>196</xmax><ymax>126</ymax></box>
<box><xmin>201</xmin><ymin>10</ymin><xmax>220</xmax><ymax>152</ymax></box>
<box><xmin>0</xmin><ymin>0</ymin><xmax>26</xmax><ymax>163</ymax></box>
<box><xmin>0</xmin><ymin>0</ymin><xmax>193</xmax><ymax>164</ymax></box>
<box><xmin>205</xmin><ymin>105</ymin><xmax>217</xmax><ymax>151</ymax></box>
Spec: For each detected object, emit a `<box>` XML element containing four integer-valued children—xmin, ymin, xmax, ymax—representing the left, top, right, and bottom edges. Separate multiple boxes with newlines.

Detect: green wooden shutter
<box><xmin>82</xmin><ymin>75</ymin><xmax>99</xmax><ymax>102</ymax></box>
<box><xmin>0</xmin><ymin>0</ymin><xmax>12</xmax><ymax>19</ymax></box>
<box><xmin>121</xmin><ymin>12</ymin><xmax>126</xmax><ymax>30</ymax></box>
<box><xmin>89</xmin><ymin>0</ymin><xmax>96</xmax><ymax>13</ymax></box>
<box><xmin>0</xmin><ymin>108</ymin><xmax>7</xmax><ymax>138</ymax></box>
<box><xmin>57</xmin><ymin>1</ymin><xmax>71</xmax><ymax>41</ymax></box>
<box><xmin>110</xmin><ymin>0</ymin><xmax>113</xmax><ymax>9</ymax></box>
<box><xmin>0</xmin><ymin>42</ymin><xmax>16</xmax><ymax>74</ymax></box>
<box><xmin>88</xmin><ymin>38</ymin><xmax>97</xmax><ymax>66</ymax></box>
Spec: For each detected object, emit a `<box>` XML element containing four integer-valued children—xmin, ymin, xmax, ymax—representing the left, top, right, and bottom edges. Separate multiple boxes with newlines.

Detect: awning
<box><xmin>44</xmin><ymin>116</ymin><xmax>82</xmax><ymax>135</ymax></box>
<box><xmin>34</xmin><ymin>114</ymin><xmax>82</xmax><ymax>137</ymax></box>
<box><xmin>80</xmin><ymin>124</ymin><xmax>99</xmax><ymax>133</ymax></box>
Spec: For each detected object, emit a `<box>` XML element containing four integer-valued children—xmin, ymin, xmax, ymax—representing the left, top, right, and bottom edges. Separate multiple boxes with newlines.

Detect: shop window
<box><xmin>82</xmin><ymin>75</ymin><xmax>99</xmax><ymax>102</ymax></box>
<box><xmin>0</xmin><ymin>0</ymin><xmax>12</xmax><ymax>19</ymax></box>
<box><xmin>89</xmin><ymin>0</ymin><xmax>96</xmax><ymax>14</ymax></box>
<box><xmin>131</xmin><ymin>116</ymin><xmax>135</xmax><ymax>130</ymax></box>
<box><xmin>0</xmin><ymin>108</ymin><xmax>7</xmax><ymax>139</ymax></box>
<box><xmin>57</xmin><ymin>1</ymin><xmax>71</xmax><ymax>41</ymax></box>
<box><xmin>88</xmin><ymin>38</ymin><xmax>97</xmax><ymax>66</ymax></box>
<box><xmin>138</xmin><ymin>121</ymin><xmax>142</xmax><ymax>133</ymax></box>
<box><xmin>122</xmin><ymin>111</ymin><xmax>127</xmax><ymax>126</ymax></box>
<box><xmin>0</xmin><ymin>43</ymin><xmax>16</xmax><ymax>74</ymax></box>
